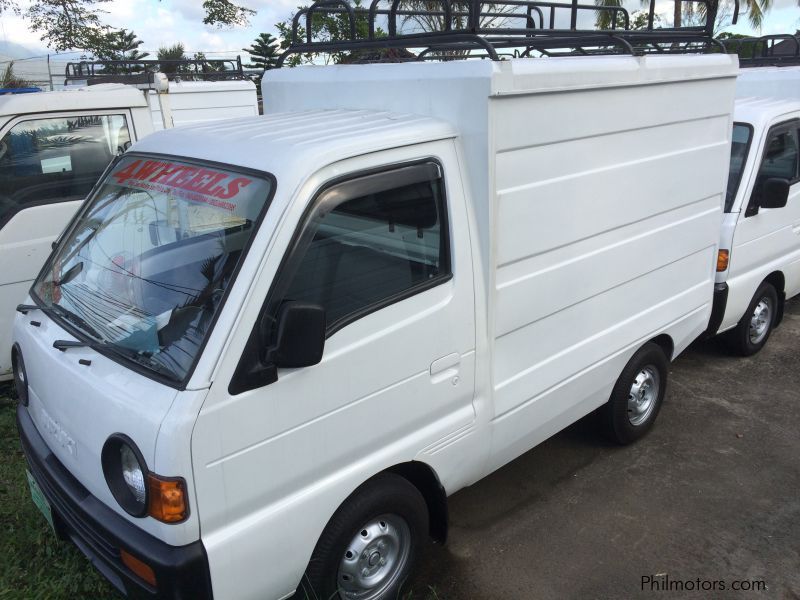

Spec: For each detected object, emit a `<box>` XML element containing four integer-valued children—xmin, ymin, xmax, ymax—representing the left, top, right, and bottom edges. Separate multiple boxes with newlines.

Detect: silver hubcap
<box><xmin>627</xmin><ymin>366</ymin><xmax>660</xmax><ymax>427</ymax></box>
<box><xmin>337</xmin><ymin>514</ymin><xmax>411</xmax><ymax>600</ymax></box>
<box><xmin>749</xmin><ymin>297</ymin><xmax>772</xmax><ymax>345</ymax></box>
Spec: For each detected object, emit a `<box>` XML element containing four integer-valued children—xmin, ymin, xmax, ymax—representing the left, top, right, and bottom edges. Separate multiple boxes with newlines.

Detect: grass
<box><xmin>0</xmin><ymin>388</ymin><xmax>116</xmax><ymax>599</ymax></box>
<box><xmin>0</xmin><ymin>387</ymin><xmax>443</xmax><ymax>600</ymax></box>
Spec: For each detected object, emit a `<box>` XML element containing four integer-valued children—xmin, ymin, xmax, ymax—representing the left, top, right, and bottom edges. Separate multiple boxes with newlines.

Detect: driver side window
<box><xmin>746</xmin><ymin>125</ymin><xmax>799</xmax><ymax>217</ymax></box>
<box><xmin>275</xmin><ymin>161</ymin><xmax>451</xmax><ymax>337</ymax></box>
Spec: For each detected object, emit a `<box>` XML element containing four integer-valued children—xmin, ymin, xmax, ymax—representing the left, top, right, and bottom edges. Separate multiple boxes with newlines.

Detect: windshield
<box><xmin>33</xmin><ymin>155</ymin><xmax>273</xmax><ymax>384</ymax></box>
<box><xmin>725</xmin><ymin>124</ymin><xmax>753</xmax><ymax>212</ymax></box>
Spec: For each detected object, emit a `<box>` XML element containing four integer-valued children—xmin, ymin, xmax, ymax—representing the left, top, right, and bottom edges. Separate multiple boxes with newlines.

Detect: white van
<box><xmin>0</xmin><ymin>79</ymin><xmax>258</xmax><ymax>381</ymax></box>
<box><xmin>12</xmin><ymin>55</ymin><xmax>737</xmax><ymax>599</ymax></box>
<box><xmin>705</xmin><ymin>69</ymin><xmax>800</xmax><ymax>353</ymax></box>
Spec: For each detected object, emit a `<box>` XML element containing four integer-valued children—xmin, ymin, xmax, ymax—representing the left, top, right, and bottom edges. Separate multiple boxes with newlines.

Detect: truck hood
<box><xmin>13</xmin><ymin>306</ymin><xmax>179</xmax><ymax>531</ymax></box>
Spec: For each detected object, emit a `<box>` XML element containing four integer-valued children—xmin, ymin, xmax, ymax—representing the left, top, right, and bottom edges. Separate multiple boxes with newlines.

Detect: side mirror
<box><xmin>758</xmin><ymin>178</ymin><xmax>790</xmax><ymax>210</ymax></box>
<box><xmin>273</xmin><ymin>301</ymin><xmax>326</xmax><ymax>368</ymax></box>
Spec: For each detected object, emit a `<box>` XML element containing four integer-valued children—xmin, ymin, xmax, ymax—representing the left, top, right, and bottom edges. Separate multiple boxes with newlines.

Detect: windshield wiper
<box><xmin>53</xmin><ymin>340</ymin><xmax>100</xmax><ymax>352</ymax></box>
<box><xmin>49</xmin><ymin>304</ymin><xmax>104</xmax><ymax>342</ymax></box>
<box><xmin>17</xmin><ymin>304</ymin><xmax>40</xmax><ymax>315</ymax></box>
<box><xmin>52</xmin><ymin>337</ymin><xmax>179</xmax><ymax>381</ymax></box>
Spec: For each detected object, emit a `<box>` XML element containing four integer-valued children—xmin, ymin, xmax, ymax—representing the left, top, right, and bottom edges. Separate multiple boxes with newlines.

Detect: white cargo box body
<box><xmin>264</xmin><ymin>56</ymin><xmax>737</xmax><ymax>468</ymax></box>
<box><xmin>147</xmin><ymin>79</ymin><xmax>259</xmax><ymax>130</ymax></box>
<box><xmin>736</xmin><ymin>66</ymin><xmax>800</xmax><ymax>99</ymax></box>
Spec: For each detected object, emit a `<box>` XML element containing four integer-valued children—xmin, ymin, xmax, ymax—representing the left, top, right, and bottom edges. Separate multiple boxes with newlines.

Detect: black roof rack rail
<box><xmin>278</xmin><ymin>0</ymin><xmax>737</xmax><ymax>65</ymax></box>
<box><xmin>64</xmin><ymin>57</ymin><xmax>246</xmax><ymax>85</ymax></box>
<box><xmin>722</xmin><ymin>34</ymin><xmax>800</xmax><ymax>67</ymax></box>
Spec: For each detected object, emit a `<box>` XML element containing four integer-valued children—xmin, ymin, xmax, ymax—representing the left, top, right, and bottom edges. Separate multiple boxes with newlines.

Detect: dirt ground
<box><xmin>407</xmin><ymin>297</ymin><xmax>800</xmax><ymax>600</ymax></box>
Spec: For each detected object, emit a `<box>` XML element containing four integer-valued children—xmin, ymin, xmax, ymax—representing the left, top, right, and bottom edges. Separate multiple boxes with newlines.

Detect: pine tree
<box><xmin>85</xmin><ymin>28</ymin><xmax>148</xmax><ymax>74</ymax></box>
<box><xmin>243</xmin><ymin>33</ymin><xmax>281</xmax><ymax>70</ymax></box>
<box><xmin>88</xmin><ymin>28</ymin><xmax>148</xmax><ymax>62</ymax></box>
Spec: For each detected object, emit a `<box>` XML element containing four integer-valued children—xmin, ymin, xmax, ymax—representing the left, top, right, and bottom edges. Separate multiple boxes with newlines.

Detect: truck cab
<box><xmin>0</xmin><ymin>80</ymin><xmax>258</xmax><ymax>380</ymax></box>
<box><xmin>708</xmin><ymin>97</ymin><xmax>800</xmax><ymax>354</ymax></box>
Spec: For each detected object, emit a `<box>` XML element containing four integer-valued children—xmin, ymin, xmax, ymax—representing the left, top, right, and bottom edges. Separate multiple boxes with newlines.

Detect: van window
<box><xmin>0</xmin><ymin>114</ymin><xmax>131</xmax><ymax>228</ymax></box>
<box><xmin>725</xmin><ymin>124</ymin><xmax>752</xmax><ymax>212</ymax></box>
<box><xmin>756</xmin><ymin>128</ymin><xmax>799</xmax><ymax>185</ymax></box>
<box><xmin>278</xmin><ymin>162</ymin><xmax>450</xmax><ymax>334</ymax></box>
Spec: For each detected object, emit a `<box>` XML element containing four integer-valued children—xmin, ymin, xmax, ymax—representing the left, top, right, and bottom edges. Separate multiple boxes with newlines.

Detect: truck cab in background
<box><xmin>707</xmin><ymin>65</ymin><xmax>800</xmax><ymax>353</ymax></box>
<box><xmin>0</xmin><ymin>77</ymin><xmax>258</xmax><ymax>380</ymax></box>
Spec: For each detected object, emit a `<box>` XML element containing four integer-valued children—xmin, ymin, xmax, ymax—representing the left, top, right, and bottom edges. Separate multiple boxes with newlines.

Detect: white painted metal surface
<box><xmin>715</xmin><ymin>96</ymin><xmax>800</xmax><ymax>333</ymax></box>
<box><xmin>146</xmin><ymin>79</ymin><xmax>258</xmax><ymax>130</ymax></box>
<box><xmin>13</xmin><ymin>56</ymin><xmax>737</xmax><ymax>599</ymax></box>
<box><xmin>736</xmin><ymin>66</ymin><xmax>800</xmax><ymax>100</ymax></box>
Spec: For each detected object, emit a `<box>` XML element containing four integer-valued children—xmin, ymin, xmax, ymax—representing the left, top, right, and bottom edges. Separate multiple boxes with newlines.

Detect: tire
<box><xmin>726</xmin><ymin>282</ymin><xmax>778</xmax><ymax>357</ymax></box>
<box><xmin>298</xmin><ymin>473</ymin><xmax>428</xmax><ymax>600</ymax></box>
<box><xmin>603</xmin><ymin>342</ymin><xmax>669</xmax><ymax>445</ymax></box>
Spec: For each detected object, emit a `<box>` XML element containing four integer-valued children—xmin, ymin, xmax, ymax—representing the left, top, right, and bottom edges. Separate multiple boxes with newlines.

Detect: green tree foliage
<box><xmin>243</xmin><ymin>33</ymin><xmax>281</xmax><ymax>70</ymax></box>
<box><xmin>158</xmin><ymin>43</ymin><xmax>188</xmax><ymax>75</ymax></box>
<box><xmin>276</xmin><ymin>0</ymin><xmax>374</xmax><ymax>66</ymax></box>
<box><xmin>0</xmin><ymin>0</ymin><xmax>258</xmax><ymax>51</ymax></box>
<box><xmin>202</xmin><ymin>0</ymin><xmax>256</xmax><ymax>27</ymax></box>
<box><xmin>16</xmin><ymin>0</ymin><xmax>113</xmax><ymax>52</ymax></box>
<box><xmin>594</xmin><ymin>0</ymin><xmax>777</xmax><ymax>31</ymax></box>
<box><xmin>86</xmin><ymin>28</ymin><xmax>149</xmax><ymax>62</ymax></box>
<box><xmin>394</xmin><ymin>1</ymin><xmax>516</xmax><ymax>32</ymax></box>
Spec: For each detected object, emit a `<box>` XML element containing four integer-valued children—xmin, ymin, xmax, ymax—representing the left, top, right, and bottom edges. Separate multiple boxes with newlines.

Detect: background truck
<box><xmin>0</xmin><ymin>74</ymin><xmax>258</xmax><ymax>380</ymax></box>
<box><xmin>707</xmin><ymin>57</ymin><xmax>800</xmax><ymax>352</ymax></box>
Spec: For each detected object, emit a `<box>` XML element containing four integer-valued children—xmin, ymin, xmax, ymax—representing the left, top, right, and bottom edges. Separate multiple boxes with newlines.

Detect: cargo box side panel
<box><xmin>488</xmin><ymin>67</ymin><xmax>736</xmax><ymax>470</ymax></box>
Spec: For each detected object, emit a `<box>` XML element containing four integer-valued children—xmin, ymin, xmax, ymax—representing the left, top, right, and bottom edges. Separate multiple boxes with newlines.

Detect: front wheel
<box><xmin>299</xmin><ymin>473</ymin><xmax>428</xmax><ymax>600</ymax></box>
<box><xmin>727</xmin><ymin>282</ymin><xmax>778</xmax><ymax>357</ymax></box>
<box><xmin>603</xmin><ymin>342</ymin><xmax>669</xmax><ymax>445</ymax></box>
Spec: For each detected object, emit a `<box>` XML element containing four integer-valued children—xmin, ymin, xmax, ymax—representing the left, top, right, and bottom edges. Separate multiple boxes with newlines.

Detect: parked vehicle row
<box><xmin>5</xmin><ymin>43</ymin><xmax>800</xmax><ymax>600</ymax></box>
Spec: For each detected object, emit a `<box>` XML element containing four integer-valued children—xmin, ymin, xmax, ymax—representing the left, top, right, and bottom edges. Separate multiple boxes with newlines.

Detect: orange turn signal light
<box><xmin>147</xmin><ymin>474</ymin><xmax>188</xmax><ymax>523</ymax></box>
<box><xmin>120</xmin><ymin>549</ymin><xmax>157</xmax><ymax>587</ymax></box>
<box><xmin>717</xmin><ymin>249</ymin><xmax>730</xmax><ymax>272</ymax></box>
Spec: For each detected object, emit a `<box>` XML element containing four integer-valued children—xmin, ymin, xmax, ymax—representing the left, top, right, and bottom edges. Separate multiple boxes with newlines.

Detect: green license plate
<box><xmin>26</xmin><ymin>470</ymin><xmax>55</xmax><ymax>533</ymax></box>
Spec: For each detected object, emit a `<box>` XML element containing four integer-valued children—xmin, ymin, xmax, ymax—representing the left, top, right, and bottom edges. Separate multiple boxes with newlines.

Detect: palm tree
<box><xmin>594</xmin><ymin>0</ymin><xmax>775</xmax><ymax>31</ymax></box>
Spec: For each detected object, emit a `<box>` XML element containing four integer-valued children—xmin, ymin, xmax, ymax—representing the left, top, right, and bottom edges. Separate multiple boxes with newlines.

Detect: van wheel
<box><xmin>299</xmin><ymin>473</ymin><xmax>428</xmax><ymax>600</ymax></box>
<box><xmin>727</xmin><ymin>282</ymin><xmax>778</xmax><ymax>356</ymax></box>
<box><xmin>603</xmin><ymin>343</ymin><xmax>668</xmax><ymax>445</ymax></box>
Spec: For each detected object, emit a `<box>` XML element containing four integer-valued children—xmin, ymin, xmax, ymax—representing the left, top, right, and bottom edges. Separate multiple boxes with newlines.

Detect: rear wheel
<box><xmin>299</xmin><ymin>473</ymin><xmax>428</xmax><ymax>600</ymax></box>
<box><xmin>603</xmin><ymin>342</ymin><xmax>669</xmax><ymax>445</ymax></box>
<box><xmin>727</xmin><ymin>282</ymin><xmax>778</xmax><ymax>356</ymax></box>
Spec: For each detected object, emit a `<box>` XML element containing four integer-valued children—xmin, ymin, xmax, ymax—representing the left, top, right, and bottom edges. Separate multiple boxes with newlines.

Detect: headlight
<box><xmin>12</xmin><ymin>344</ymin><xmax>29</xmax><ymax>407</ymax></box>
<box><xmin>102</xmin><ymin>435</ymin><xmax>149</xmax><ymax>517</ymax></box>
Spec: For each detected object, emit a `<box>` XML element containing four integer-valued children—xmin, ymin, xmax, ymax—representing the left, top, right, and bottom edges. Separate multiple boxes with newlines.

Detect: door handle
<box><xmin>430</xmin><ymin>353</ymin><xmax>460</xmax><ymax>384</ymax></box>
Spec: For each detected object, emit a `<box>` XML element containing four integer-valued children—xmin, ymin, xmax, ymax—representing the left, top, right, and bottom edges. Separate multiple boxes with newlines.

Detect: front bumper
<box><xmin>17</xmin><ymin>405</ymin><xmax>213</xmax><ymax>599</ymax></box>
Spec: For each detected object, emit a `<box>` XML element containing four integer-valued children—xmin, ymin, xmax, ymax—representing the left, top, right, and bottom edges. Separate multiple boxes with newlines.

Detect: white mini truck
<box><xmin>705</xmin><ymin>72</ymin><xmax>800</xmax><ymax>353</ymax></box>
<box><xmin>13</xmin><ymin>55</ymin><xmax>736</xmax><ymax>599</ymax></box>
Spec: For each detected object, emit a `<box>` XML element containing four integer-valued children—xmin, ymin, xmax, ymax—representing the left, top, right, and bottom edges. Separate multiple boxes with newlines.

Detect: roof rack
<box><xmin>722</xmin><ymin>34</ymin><xmax>800</xmax><ymax>67</ymax></box>
<box><xmin>64</xmin><ymin>57</ymin><xmax>246</xmax><ymax>85</ymax></box>
<box><xmin>278</xmin><ymin>0</ymin><xmax>738</xmax><ymax>66</ymax></box>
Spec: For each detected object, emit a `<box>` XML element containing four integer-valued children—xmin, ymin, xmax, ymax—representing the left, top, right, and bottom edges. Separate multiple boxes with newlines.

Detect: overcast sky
<box><xmin>0</xmin><ymin>0</ymin><xmax>798</xmax><ymax>59</ymax></box>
